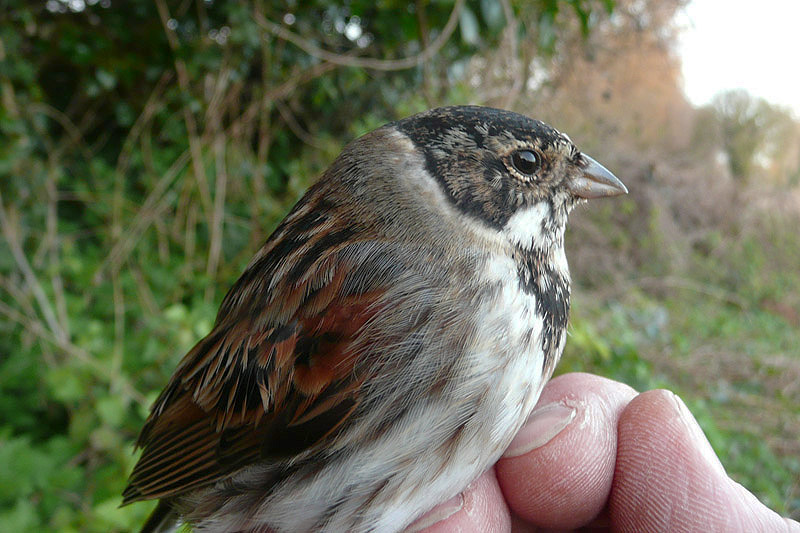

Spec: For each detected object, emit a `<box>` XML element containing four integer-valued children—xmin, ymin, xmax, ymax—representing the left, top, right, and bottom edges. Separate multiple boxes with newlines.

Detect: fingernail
<box><xmin>503</xmin><ymin>402</ymin><xmax>576</xmax><ymax>458</ymax></box>
<box><xmin>668</xmin><ymin>391</ymin><xmax>727</xmax><ymax>475</ymax></box>
<box><xmin>405</xmin><ymin>493</ymin><xmax>464</xmax><ymax>532</ymax></box>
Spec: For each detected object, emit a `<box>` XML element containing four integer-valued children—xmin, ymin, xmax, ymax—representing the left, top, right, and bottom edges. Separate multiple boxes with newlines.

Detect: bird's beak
<box><xmin>568</xmin><ymin>154</ymin><xmax>628</xmax><ymax>199</ymax></box>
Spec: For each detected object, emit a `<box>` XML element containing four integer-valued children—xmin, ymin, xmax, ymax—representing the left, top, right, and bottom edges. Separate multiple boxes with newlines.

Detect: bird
<box><xmin>122</xmin><ymin>105</ymin><xmax>627</xmax><ymax>533</ymax></box>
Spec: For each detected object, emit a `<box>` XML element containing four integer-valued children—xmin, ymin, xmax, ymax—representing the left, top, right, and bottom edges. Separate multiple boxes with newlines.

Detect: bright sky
<box><xmin>679</xmin><ymin>0</ymin><xmax>800</xmax><ymax>117</ymax></box>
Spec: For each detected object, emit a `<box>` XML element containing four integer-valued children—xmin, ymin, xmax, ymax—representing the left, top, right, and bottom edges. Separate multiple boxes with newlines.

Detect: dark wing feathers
<box><xmin>122</xmin><ymin>239</ymin><xmax>386</xmax><ymax>505</ymax></box>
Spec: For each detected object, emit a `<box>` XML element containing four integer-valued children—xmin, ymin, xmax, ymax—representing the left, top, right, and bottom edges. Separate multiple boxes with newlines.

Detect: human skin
<box><xmin>412</xmin><ymin>372</ymin><xmax>800</xmax><ymax>533</ymax></box>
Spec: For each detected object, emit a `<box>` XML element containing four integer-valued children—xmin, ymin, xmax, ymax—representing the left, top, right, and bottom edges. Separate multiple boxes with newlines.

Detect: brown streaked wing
<box><xmin>122</xmin><ymin>254</ymin><xmax>385</xmax><ymax>505</ymax></box>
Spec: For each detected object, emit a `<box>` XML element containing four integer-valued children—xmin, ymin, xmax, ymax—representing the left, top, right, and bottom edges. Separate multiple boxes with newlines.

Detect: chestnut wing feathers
<box><xmin>122</xmin><ymin>240</ymin><xmax>388</xmax><ymax>504</ymax></box>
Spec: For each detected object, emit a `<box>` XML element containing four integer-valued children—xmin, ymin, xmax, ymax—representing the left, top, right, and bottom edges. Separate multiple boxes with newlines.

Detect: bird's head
<box><xmin>392</xmin><ymin>105</ymin><xmax>627</xmax><ymax>251</ymax></box>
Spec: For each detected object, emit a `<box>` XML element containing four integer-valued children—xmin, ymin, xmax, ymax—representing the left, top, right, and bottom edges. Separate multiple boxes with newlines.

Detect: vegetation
<box><xmin>1</xmin><ymin>1</ymin><xmax>798</xmax><ymax>530</ymax></box>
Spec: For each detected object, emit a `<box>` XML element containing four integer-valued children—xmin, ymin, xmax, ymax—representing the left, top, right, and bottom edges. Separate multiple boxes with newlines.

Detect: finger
<box><xmin>411</xmin><ymin>467</ymin><xmax>511</xmax><ymax>533</ymax></box>
<box><xmin>611</xmin><ymin>389</ymin><xmax>800</xmax><ymax>532</ymax></box>
<box><xmin>495</xmin><ymin>372</ymin><xmax>637</xmax><ymax>530</ymax></box>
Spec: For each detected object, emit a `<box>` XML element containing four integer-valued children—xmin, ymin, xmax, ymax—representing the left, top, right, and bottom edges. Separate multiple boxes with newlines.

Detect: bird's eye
<box><xmin>511</xmin><ymin>150</ymin><xmax>539</xmax><ymax>176</ymax></box>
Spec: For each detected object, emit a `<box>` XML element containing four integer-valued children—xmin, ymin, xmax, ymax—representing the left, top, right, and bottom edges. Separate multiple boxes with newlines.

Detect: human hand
<box><xmin>412</xmin><ymin>372</ymin><xmax>800</xmax><ymax>532</ymax></box>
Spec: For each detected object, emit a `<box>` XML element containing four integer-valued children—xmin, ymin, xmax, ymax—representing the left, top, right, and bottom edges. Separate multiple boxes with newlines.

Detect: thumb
<box><xmin>611</xmin><ymin>389</ymin><xmax>800</xmax><ymax>532</ymax></box>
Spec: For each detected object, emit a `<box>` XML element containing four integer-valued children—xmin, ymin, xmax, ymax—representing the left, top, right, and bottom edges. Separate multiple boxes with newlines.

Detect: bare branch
<box><xmin>205</xmin><ymin>134</ymin><xmax>227</xmax><ymax>302</ymax></box>
<box><xmin>45</xmin><ymin>166</ymin><xmax>70</xmax><ymax>337</ymax></box>
<box><xmin>0</xmin><ymin>300</ymin><xmax>147</xmax><ymax>407</ymax></box>
<box><xmin>253</xmin><ymin>0</ymin><xmax>464</xmax><ymax>72</ymax></box>
<box><xmin>0</xmin><ymin>193</ymin><xmax>68</xmax><ymax>343</ymax></box>
<box><xmin>155</xmin><ymin>0</ymin><xmax>213</xmax><ymax>223</ymax></box>
<box><xmin>115</xmin><ymin>70</ymin><xmax>173</xmax><ymax>183</ymax></box>
<box><xmin>0</xmin><ymin>36</ymin><xmax>20</xmax><ymax>118</ymax></box>
<box><xmin>111</xmin><ymin>273</ymin><xmax>125</xmax><ymax>397</ymax></box>
<box><xmin>26</xmin><ymin>103</ymin><xmax>93</xmax><ymax>163</ymax></box>
<box><xmin>275</xmin><ymin>99</ymin><xmax>325</xmax><ymax>149</ymax></box>
<box><xmin>497</xmin><ymin>0</ymin><xmax>524</xmax><ymax>109</ymax></box>
<box><xmin>634</xmin><ymin>276</ymin><xmax>748</xmax><ymax>309</ymax></box>
<box><xmin>93</xmin><ymin>150</ymin><xmax>192</xmax><ymax>284</ymax></box>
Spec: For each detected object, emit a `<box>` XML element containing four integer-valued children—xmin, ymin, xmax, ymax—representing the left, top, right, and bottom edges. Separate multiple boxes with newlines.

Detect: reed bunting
<box><xmin>123</xmin><ymin>105</ymin><xmax>627</xmax><ymax>532</ymax></box>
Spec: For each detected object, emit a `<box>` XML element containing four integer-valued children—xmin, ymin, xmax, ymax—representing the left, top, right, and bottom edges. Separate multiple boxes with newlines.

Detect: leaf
<box><xmin>45</xmin><ymin>367</ymin><xmax>87</xmax><ymax>404</ymax></box>
<box><xmin>459</xmin><ymin>5</ymin><xmax>481</xmax><ymax>46</ymax></box>
<box><xmin>480</xmin><ymin>0</ymin><xmax>505</xmax><ymax>31</ymax></box>
<box><xmin>0</xmin><ymin>499</ymin><xmax>40</xmax><ymax>532</ymax></box>
<box><xmin>96</xmin><ymin>68</ymin><xmax>117</xmax><ymax>90</ymax></box>
<box><xmin>538</xmin><ymin>11</ymin><xmax>556</xmax><ymax>53</ymax></box>
<box><xmin>96</xmin><ymin>395</ymin><xmax>127</xmax><ymax>427</ymax></box>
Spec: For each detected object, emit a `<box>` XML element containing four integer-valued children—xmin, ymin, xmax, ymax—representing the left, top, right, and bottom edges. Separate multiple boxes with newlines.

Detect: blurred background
<box><xmin>1</xmin><ymin>0</ymin><xmax>798</xmax><ymax>530</ymax></box>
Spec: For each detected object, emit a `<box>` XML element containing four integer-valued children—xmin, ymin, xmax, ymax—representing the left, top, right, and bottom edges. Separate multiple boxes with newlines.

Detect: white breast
<box><xmin>467</xmin><ymin>253</ymin><xmax>547</xmax><ymax>444</ymax></box>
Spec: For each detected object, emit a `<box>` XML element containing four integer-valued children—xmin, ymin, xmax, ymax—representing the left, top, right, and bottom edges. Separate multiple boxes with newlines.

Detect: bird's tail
<box><xmin>140</xmin><ymin>501</ymin><xmax>180</xmax><ymax>533</ymax></box>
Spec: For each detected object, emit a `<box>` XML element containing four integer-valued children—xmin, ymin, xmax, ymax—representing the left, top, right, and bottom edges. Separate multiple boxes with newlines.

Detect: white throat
<box><xmin>502</xmin><ymin>202</ymin><xmax>565</xmax><ymax>252</ymax></box>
